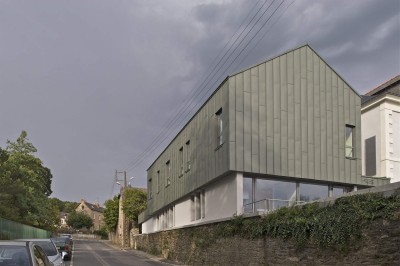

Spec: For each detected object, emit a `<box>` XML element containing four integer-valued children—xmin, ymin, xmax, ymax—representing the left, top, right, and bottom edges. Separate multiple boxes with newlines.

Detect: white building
<box><xmin>361</xmin><ymin>75</ymin><xmax>400</xmax><ymax>182</ymax></box>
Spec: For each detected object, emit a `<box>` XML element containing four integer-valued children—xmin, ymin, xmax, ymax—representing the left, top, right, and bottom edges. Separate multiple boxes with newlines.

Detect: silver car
<box><xmin>0</xmin><ymin>240</ymin><xmax>53</xmax><ymax>266</ymax></box>
<box><xmin>19</xmin><ymin>239</ymin><xmax>64</xmax><ymax>266</ymax></box>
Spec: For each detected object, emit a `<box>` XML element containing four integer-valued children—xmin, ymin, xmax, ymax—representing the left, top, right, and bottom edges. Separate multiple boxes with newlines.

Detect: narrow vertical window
<box><xmin>148</xmin><ymin>178</ymin><xmax>153</xmax><ymax>199</ymax></box>
<box><xmin>179</xmin><ymin>147</ymin><xmax>184</xmax><ymax>177</ymax></box>
<box><xmin>216</xmin><ymin>108</ymin><xmax>223</xmax><ymax>146</ymax></box>
<box><xmin>365</xmin><ymin>136</ymin><xmax>376</xmax><ymax>176</ymax></box>
<box><xmin>185</xmin><ymin>140</ymin><xmax>191</xmax><ymax>172</ymax></box>
<box><xmin>157</xmin><ymin>170</ymin><xmax>160</xmax><ymax>193</ymax></box>
<box><xmin>195</xmin><ymin>192</ymin><xmax>201</xmax><ymax>220</ymax></box>
<box><xmin>166</xmin><ymin>160</ymin><xmax>171</xmax><ymax>186</ymax></box>
<box><xmin>169</xmin><ymin>206</ymin><xmax>174</xmax><ymax>228</ymax></box>
<box><xmin>345</xmin><ymin>125</ymin><xmax>355</xmax><ymax>158</ymax></box>
<box><xmin>201</xmin><ymin>190</ymin><xmax>205</xmax><ymax>218</ymax></box>
<box><xmin>190</xmin><ymin>195</ymin><xmax>195</xmax><ymax>221</ymax></box>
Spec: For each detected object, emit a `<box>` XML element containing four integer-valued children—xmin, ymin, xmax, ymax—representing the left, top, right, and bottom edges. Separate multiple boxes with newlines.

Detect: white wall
<box><xmin>141</xmin><ymin>172</ymin><xmax>243</xmax><ymax>233</ymax></box>
<box><xmin>361</xmin><ymin>106</ymin><xmax>381</xmax><ymax>176</ymax></box>
<box><xmin>203</xmin><ymin>173</ymin><xmax>240</xmax><ymax>222</ymax></box>
<box><xmin>174</xmin><ymin>198</ymin><xmax>192</xmax><ymax>227</ymax></box>
<box><xmin>362</xmin><ymin>96</ymin><xmax>400</xmax><ymax>182</ymax></box>
<box><xmin>141</xmin><ymin>217</ymin><xmax>154</xmax><ymax>234</ymax></box>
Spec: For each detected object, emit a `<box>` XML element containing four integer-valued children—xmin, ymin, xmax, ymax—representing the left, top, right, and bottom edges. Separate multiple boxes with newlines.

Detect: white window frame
<box><xmin>345</xmin><ymin>125</ymin><xmax>355</xmax><ymax>158</ymax></box>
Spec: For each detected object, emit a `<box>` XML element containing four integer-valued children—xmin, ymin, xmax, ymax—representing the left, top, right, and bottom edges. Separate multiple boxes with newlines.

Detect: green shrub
<box><xmin>195</xmin><ymin>190</ymin><xmax>400</xmax><ymax>251</ymax></box>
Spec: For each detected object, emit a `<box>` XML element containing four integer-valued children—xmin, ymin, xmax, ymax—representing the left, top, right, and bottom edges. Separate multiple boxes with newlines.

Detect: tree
<box><xmin>103</xmin><ymin>195</ymin><xmax>119</xmax><ymax>232</ymax></box>
<box><xmin>49</xmin><ymin>198</ymin><xmax>79</xmax><ymax>213</ymax></box>
<box><xmin>122</xmin><ymin>188</ymin><xmax>147</xmax><ymax>227</ymax></box>
<box><xmin>0</xmin><ymin>131</ymin><xmax>56</xmax><ymax>228</ymax></box>
<box><xmin>67</xmin><ymin>211</ymin><xmax>93</xmax><ymax>230</ymax></box>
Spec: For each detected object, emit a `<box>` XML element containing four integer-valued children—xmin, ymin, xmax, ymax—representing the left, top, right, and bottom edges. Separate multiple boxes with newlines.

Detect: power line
<box><xmin>121</xmin><ymin>0</ymin><xmax>271</xmax><ymax>172</ymax></box>
<box><xmin>237</xmin><ymin>0</ymin><xmax>295</xmax><ymax>68</ymax></box>
<box><xmin>125</xmin><ymin>0</ymin><xmax>286</xmax><ymax>173</ymax></box>
<box><xmin>122</xmin><ymin>0</ymin><xmax>289</xmax><ymax>174</ymax></box>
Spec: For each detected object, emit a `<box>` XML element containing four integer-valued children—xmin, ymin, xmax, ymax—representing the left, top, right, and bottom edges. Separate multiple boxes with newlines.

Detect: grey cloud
<box><xmin>0</xmin><ymin>0</ymin><xmax>398</xmax><ymax>205</ymax></box>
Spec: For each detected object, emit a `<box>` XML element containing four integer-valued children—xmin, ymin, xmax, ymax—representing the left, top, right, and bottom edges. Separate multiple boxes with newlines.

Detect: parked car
<box><xmin>59</xmin><ymin>234</ymin><xmax>72</xmax><ymax>240</ymax></box>
<box><xmin>0</xmin><ymin>240</ymin><xmax>53</xmax><ymax>266</ymax></box>
<box><xmin>19</xmin><ymin>239</ymin><xmax>64</xmax><ymax>266</ymax></box>
<box><xmin>51</xmin><ymin>237</ymin><xmax>72</xmax><ymax>261</ymax></box>
<box><xmin>58</xmin><ymin>234</ymin><xmax>73</xmax><ymax>246</ymax></box>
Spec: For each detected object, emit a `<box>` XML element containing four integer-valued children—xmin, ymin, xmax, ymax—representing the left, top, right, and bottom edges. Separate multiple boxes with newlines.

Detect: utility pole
<box><xmin>115</xmin><ymin>170</ymin><xmax>129</xmax><ymax>247</ymax></box>
<box><xmin>115</xmin><ymin>170</ymin><xmax>127</xmax><ymax>188</ymax></box>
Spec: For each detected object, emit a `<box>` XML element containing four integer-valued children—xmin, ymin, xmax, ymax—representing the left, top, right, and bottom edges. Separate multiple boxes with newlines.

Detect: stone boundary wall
<box><xmin>108</xmin><ymin>231</ymin><xmax>120</xmax><ymax>245</ymax></box>
<box><xmin>133</xmin><ymin>183</ymin><xmax>400</xmax><ymax>265</ymax></box>
<box><xmin>133</xmin><ymin>217</ymin><xmax>399</xmax><ymax>265</ymax></box>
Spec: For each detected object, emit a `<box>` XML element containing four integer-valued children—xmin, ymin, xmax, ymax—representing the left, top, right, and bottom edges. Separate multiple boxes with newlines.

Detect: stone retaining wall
<box><xmin>133</xmin><ymin>217</ymin><xmax>400</xmax><ymax>265</ymax></box>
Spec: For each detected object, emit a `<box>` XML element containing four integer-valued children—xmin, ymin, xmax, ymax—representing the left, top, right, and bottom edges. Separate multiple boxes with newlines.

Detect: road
<box><xmin>64</xmin><ymin>239</ymin><xmax>171</xmax><ymax>266</ymax></box>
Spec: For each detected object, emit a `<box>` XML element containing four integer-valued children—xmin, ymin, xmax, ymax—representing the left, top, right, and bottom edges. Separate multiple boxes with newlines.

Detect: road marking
<box><xmin>69</xmin><ymin>240</ymin><xmax>74</xmax><ymax>266</ymax></box>
<box><xmin>83</xmin><ymin>242</ymin><xmax>111</xmax><ymax>266</ymax></box>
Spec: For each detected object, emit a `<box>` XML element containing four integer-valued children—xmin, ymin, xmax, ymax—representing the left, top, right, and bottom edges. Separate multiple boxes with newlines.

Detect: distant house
<box><xmin>76</xmin><ymin>199</ymin><xmax>105</xmax><ymax>231</ymax></box>
<box><xmin>361</xmin><ymin>75</ymin><xmax>400</xmax><ymax>182</ymax></box>
<box><xmin>139</xmin><ymin>44</ymin><xmax>389</xmax><ymax>234</ymax></box>
<box><xmin>59</xmin><ymin>212</ymin><xmax>69</xmax><ymax>228</ymax></box>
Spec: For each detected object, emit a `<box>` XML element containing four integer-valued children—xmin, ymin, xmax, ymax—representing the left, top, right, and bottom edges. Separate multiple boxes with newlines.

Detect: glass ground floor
<box><xmin>243</xmin><ymin>177</ymin><xmax>352</xmax><ymax>213</ymax></box>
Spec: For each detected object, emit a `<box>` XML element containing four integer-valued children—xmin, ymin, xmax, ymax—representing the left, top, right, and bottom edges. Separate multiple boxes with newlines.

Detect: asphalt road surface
<box><xmin>64</xmin><ymin>239</ymin><xmax>172</xmax><ymax>266</ymax></box>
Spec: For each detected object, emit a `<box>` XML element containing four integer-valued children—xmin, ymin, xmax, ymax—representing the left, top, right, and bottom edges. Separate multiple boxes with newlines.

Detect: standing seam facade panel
<box><xmin>228</xmin><ymin>46</ymin><xmax>361</xmax><ymax>184</ymax></box>
<box><xmin>146</xmin><ymin>82</ymin><xmax>230</xmax><ymax>215</ymax></box>
<box><xmin>144</xmin><ymin>45</ymin><xmax>364</xmax><ymax>218</ymax></box>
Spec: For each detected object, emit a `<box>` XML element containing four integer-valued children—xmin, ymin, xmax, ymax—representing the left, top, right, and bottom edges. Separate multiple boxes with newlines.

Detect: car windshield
<box><xmin>34</xmin><ymin>241</ymin><xmax>58</xmax><ymax>256</ymax></box>
<box><xmin>51</xmin><ymin>238</ymin><xmax>66</xmax><ymax>246</ymax></box>
<box><xmin>0</xmin><ymin>246</ymin><xmax>29</xmax><ymax>265</ymax></box>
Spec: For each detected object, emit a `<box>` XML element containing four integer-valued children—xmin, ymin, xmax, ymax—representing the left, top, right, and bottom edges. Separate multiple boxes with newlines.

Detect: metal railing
<box><xmin>0</xmin><ymin>217</ymin><xmax>51</xmax><ymax>240</ymax></box>
<box><xmin>243</xmin><ymin>198</ymin><xmax>305</xmax><ymax>214</ymax></box>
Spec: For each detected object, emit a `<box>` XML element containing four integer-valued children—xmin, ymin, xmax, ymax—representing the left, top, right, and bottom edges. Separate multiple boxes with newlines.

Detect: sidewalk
<box><xmin>102</xmin><ymin>240</ymin><xmax>185</xmax><ymax>265</ymax></box>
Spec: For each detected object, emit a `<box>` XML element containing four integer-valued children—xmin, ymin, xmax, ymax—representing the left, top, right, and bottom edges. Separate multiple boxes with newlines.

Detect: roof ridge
<box><xmin>365</xmin><ymin>74</ymin><xmax>400</xmax><ymax>96</ymax></box>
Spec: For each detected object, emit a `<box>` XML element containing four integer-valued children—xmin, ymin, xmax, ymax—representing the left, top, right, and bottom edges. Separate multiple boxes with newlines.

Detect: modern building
<box><xmin>361</xmin><ymin>75</ymin><xmax>400</xmax><ymax>182</ymax></box>
<box><xmin>76</xmin><ymin>199</ymin><xmax>105</xmax><ymax>231</ymax></box>
<box><xmin>139</xmin><ymin>44</ymin><xmax>389</xmax><ymax>234</ymax></box>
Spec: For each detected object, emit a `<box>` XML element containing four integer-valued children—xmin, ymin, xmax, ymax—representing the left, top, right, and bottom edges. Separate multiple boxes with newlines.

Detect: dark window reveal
<box><xmin>365</xmin><ymin>136</ymin><xmax>376</xmax><ymax>176</ymax></box>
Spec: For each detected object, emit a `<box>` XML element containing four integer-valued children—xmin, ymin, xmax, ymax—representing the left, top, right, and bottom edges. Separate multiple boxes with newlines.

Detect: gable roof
<box><xmin>230</xmin><ymin>44</ymin><xmax>361</xmax><ymax>97</ymax></box>
<box><xmin>362</xmin><ymin>74</ymin><xmax>400</xmax><ymax>105</ymax></box>
<box><xmin>365</xmin><ymin>75</ymin><xmax>400</xmax><ymax>96</ymax></box>
<box><xmin>80</xmin><ymin>200</ymin><xmax>104</xmax><ymax>213</ymax></box>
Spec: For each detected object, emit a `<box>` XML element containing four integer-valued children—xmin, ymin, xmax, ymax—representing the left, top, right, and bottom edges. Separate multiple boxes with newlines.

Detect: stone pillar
<box><xmin>117</xmin><ymin>188</ymin><xmax>130</xmax><ymax>248</ymax></box>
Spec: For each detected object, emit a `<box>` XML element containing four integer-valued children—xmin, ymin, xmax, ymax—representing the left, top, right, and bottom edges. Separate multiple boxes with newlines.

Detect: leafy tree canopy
<box><xmin>122</xmin><ymin>188</ymin><xmax>147</xmax><ymax>226</ymax></box>
<box><xmin>0</xmin><ymin>131</ymin><xmax>56</xmax><ymax>229</ymax></box>
<box><xmin>49</xmin><ymin>198</ymin><xmax>79</xmax><ymax>213</ymax></box>
<box><xmin>67</xmin><ymin>211</ymin><xmax>94</xmax><ymax>230</ymax></box>
<box><xmin>103</xmin><ymin>195</ymin><xmax>119</xmax><ymax>232</ymax></box>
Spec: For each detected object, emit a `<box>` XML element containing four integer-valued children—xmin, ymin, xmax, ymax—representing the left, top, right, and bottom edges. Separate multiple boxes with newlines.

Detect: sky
<box><xmin>0</xmin><ymin>0</ymin><xmax>399</xmax><ymax>206</ymax></box>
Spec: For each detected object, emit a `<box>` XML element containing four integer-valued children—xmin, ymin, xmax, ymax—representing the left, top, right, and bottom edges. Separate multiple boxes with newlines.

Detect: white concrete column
<box><xmin>236</xmin><ymin>172</ymin><xmax>244</xmax><ymax>215</ymax></box>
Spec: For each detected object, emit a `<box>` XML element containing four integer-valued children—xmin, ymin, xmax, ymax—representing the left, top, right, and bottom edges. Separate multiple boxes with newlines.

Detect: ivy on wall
<box><xmin>192</xmin><ymin>190</ymin><xmax>400</xmax><ymax>251</ymax></box>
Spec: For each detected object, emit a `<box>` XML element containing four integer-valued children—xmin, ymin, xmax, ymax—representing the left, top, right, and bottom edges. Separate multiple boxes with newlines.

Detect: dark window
<box><xmin>148</xmin><ymin>178</ymin><xmax>153</xmax><ymax>199</ymax></box>
<box><xmin>157</xmin><ymin>170</ymin><xmax>160</xmax><ymax>193</ymax></box>
<box><xmin>185</xmin><ymin>140</ymin><xmax>191</xmax><ymax>172</ymax></box>
<box><xmin>216</xmin><ymin>108</ymin><xmax>223</xmax><ymax>146</ymax></box>
<box><xmin>166</xmin><ymin>160</ymin><xmax>171</xmax><ymax>186</ymax></box>
<box><xmin>179</xmin><ymin>147</ymin><xmax>183</xmax><ymax>177</ymax></box>
<box><xmin>365</xmin><ymin>136</ymin><xmax>376</xmax><ymax>176</ymax></box>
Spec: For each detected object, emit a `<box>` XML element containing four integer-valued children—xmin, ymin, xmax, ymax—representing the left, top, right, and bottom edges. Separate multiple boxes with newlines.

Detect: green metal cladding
<box><xmin>142</xmin><ymin>45</ymin><xmax>386</xmax><ymax>219</ymax></box>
